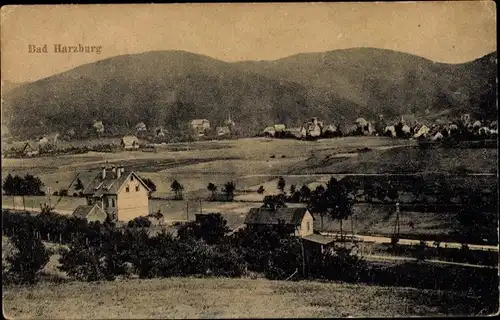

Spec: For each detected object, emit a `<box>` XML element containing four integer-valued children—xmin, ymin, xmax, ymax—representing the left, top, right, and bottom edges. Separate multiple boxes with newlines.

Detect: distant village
<box><xmin>2</xmin><ymin>111</ymin><xmax>497</xmax><ymax>159</ymax></box>
<box><xmin>262</xmin><ymin>113</ymin><xmax>498</xmax><ymax>142</ymax></box>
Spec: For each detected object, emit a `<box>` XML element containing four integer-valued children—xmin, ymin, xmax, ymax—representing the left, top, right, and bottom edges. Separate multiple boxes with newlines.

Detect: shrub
<box><xmin>4</xmin><ymin>226</ymin><xmax>50</xmax><ymax>285</ymax></box>
<box><xmin>59</xmin><ymin>228</ymin><xmax>127</xmax><ymax>282</ymax></box>
<box><xmin>177</xmin><ymin>213</ymin><xmax>230</xmax><ymax>245</ymax></box>
<box><xmin>264</xmin><ymin>237</ymin><xmax>303</xmax><ymax>280</ymax></box>
<box><xmin>59</xmin><ymin>189</ymin><xmax>69</xmax><ymax>197</ymax></box>
<box><xmin>309</xmin><ymin>245</ymin><xmax>366</xmax><ymax>282</ymax></box>
<box><xmin>127</xmin><ymin>216</ymin><xmax>152</xmax><ymax>228</ymax></box>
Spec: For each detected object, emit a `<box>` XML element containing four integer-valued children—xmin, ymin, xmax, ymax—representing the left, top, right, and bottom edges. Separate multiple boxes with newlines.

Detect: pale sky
<box><xmin>1</xmin><ymin>2</ymin><xmax>497</xmax><ymax>83</ymax></box>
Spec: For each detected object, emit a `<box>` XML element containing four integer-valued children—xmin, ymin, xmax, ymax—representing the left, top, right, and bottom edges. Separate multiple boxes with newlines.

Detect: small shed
<box><xmin>121</xmin><ymin>135</ymin><xmax>140</xmax><ymax>150</ymax></box>
<box><xmin>302</xmin><ymin>234</ymin><xmax>336</xmax><ymax>255</ymax></box>
<box><xmin>73</xmin><ymin>204</ymin><xmax>107</xmax><ymax>223</ymax></box>
<box><xmin>21</xmin><ymin>142</ymin><xmax>39</xmax><ymax>157</ymax></box>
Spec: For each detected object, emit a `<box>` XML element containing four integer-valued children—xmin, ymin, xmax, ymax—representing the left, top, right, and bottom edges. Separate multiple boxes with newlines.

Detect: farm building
<box><xmin>302</xmin><ymin>234</ymin><xmax>336</xmax><ymax>255</ymax></box>
<box><xmin>190</xmin><ymin>119</ymin><xmax>210</xmax><ymax>136</ymax></box>
<box><xmin>384</xmin><ymin>125</ymin><xmax>396</xmax><ymax>137</ymax></box>
<box><xmin>73</xmin><ymin>204</ymin><xmax>108</xmax><ymax>223</ymax></box>
<box><xmin>216</xmin><ymin>126</ymin><xmax>231</xmax><ymax>136</ymax></box>
<box><xmin>224</xmin><ymin>114</ymin><xmax>235</xmax><ymax>127</ymax></box>
<box><xmin>39</xmin><ymin>132</ymin><xmax>60</xmax><ymax>145</ymax></box>
<box><xmin>155</xmin><ymin>127</ymin><xmax>166</xmax><ymax>138</ymax></box>
<box><xmin>20</xmin><ymin>142</ymin><xmax>39</xmax><ymax>157</ymax></box>
<box><xmin>263</xmin><ymin>124</ymin><xmax>286</xmax><ymax>137</ymax></box>
<box><xmin>93</xmin><ymin>121</ymin><xmax>105</xmax><ymax>134</ymax></box>
<box><xmin>244</xmin><ymin>207</ymin><xmax>314</xmax><ymax>237</ymax></box>
<box><xmin>73</xmin><ymin>165</ymin><xmax>151</xmax><ymax>222</ymax></box>
<box><xmin>135</xmin><ymin>122</ymin><xmax>147</xmax><ymax>133</ymax></box>
<box><xmin>286</xmin><ymin>127</ymin><xmax>307</xmax><ymax>139</ymax></box>
<box><xmin>303</xmin><ymin>117</ymin><xmax>323</xmax><ymax>138</ymax></box>
<box><xmin>121</xmin><ymin>135</ymin><xmax>140</xmax><ymax>150</ymax></box>
<box><xmin>413</xmin><ymin>124</ymin><xmax>430</xmax><ymax>138</ymax></box>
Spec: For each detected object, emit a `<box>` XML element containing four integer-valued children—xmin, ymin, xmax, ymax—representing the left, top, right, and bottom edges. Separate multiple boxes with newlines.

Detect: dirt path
<box><xmin>320</xmin><ymin>232</ymin><xmax>498</xmax><ymax>252</ymax></box>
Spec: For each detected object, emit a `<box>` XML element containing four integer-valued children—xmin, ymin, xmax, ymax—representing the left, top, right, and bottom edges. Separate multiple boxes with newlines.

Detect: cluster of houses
<box><xmin>380</xmin><ymin>114</ymin><xmax>498</xmax><ymax>141</ymax></box>
<box><xmin>262</xmin><ymin>113</ymin><xmax>498</xmax><ymax>142</ymax></box>
<box><xmin>71</xmin><ymin>165</ymin><xmax>333</xmax><ymax>253</ymax></box>
<box><xmin>263</xmin><ymin>117</ymin><xmax>342</xmax><ymax>139</ymax></box>
<box><xmin>189</xmin><ymin>115</ymin><xmax>236</xmax><ymax>138</ymax></box>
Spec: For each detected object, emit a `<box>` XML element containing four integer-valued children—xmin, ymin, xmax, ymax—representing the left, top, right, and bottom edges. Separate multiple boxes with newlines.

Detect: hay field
<box><xmin>2</xmin><ymin>276</ymin><xmax>487</xmax><ymax>318</ymax></box>
<box><xmin>300</xmin><ymin>145</ymin><xmax>498</xmax><ymax>174</ymax></box>
<box><xmin>1</xmin><ymin>136</ymin><xmax>410</xmax><ymax>198</ymax></box>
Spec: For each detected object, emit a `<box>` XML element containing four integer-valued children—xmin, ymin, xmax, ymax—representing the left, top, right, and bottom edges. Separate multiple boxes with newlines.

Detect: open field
<box><xmin>2</xmin><ymin>137</ymin><xmax>497</xmax><ymax>245</ymax></box>
<box><xmin>2</xmin><ymin>276</ymin><xmax>494</xmax><ymax>318</ymax></box>
<box><xmin>297</xmin><ymin>145</ymin><xmax>498</xmax><ymax>174</ymax></box>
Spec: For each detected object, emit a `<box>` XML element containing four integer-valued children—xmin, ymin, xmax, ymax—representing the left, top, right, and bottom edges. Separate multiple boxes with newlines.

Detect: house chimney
<box><xmin>111</xmin><ymin>166</ymin><xmax>117</xmax><ymax>174</ymax></box>
<box><xmin>117</xmin><ymin>166</ymin><xmax>122</xmax><ymax>179</ymax></box>
<box><xmin>101</xmin><ymin>166</ymin><xmax>106</xmax><ymax>179</ymax></box>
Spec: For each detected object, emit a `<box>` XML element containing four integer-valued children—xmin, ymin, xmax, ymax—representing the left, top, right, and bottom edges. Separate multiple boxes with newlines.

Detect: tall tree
<box><xmin>310</xmin><ymin>177</ymin><xmax>353</xmax><ymax>241</ymax></box>
<box><xmin>257</xmin><ymin>186</ymin><xmax>265</xmax><ymax>195</ymax></box>
<box><xmin>222</xmin><ymin>181</ymin><xmax>236</xmax><ymax>201</ymax></box>
<box><xmin>277</xmin><ymin>177</ymin><xmax>286</xmax><ymax>194</ymax></box>
<box><xmin>299</xmin><ymin>184</ymin><xmax>311</xmax><ymax>202</ymax></box>
<box><xmin>170</xmin><ymin>180</ymin><xmax>184</xmax><ymax>200</ymax></box>
<box><xmin>74</xmin><ymin>178</ymin><xmax>85</xmax><ymax>192</ymax></box>
<box><xmin>207</xmin><ymin>183</ymin><xmax>218</xmax><ymax>200</ymax></box>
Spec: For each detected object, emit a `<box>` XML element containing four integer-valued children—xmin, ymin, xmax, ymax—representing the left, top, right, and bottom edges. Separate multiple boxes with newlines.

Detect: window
<box><xmin>126</xmin><ymin>186</ymin><xmax>130</xmax><ymax>192</ymax></box>
<box><xmin>135</xmin><ymin>185</ymin><xmax>139</xmax><ymax>192</ymax></box>
<box><xmin>307</xmin><ymin>221</ymin><xmax>311</xmax><ymax>231</ymax></box>
<box><xmin>131</xmin><ymin>175</ymin><xmax>134</xmax><ymax>181</ymax></box>
<box><xmin>112</xmin><ymin>199</ymin><xmax>115</xmax><ymax>207</ymax></box>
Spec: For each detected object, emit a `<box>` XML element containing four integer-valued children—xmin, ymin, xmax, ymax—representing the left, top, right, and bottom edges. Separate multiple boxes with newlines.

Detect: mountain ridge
<box><xmin>2</xmin><ymin>48</ymin><xmax>497</xmax><ymax>139</ymax></box>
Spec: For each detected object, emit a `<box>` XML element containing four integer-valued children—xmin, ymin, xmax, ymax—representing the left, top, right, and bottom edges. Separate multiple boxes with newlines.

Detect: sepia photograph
<box><xmin>1</xmin><ymin>2</ymin><xmax>498</xmax><ymax>318</ymax></box>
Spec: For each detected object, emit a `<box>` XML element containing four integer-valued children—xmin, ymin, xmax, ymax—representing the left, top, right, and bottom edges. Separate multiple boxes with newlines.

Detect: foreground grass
<box><xmin>2</xmin><ymin>276</ymin><xmax>491</xmax><ymax>318</ymax></box>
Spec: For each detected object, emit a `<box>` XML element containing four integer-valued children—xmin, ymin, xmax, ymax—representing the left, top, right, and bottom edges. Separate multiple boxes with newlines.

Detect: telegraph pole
<box><xmin>300</xmin><ymin>237</ymin><xmax>306</xmax><ymax>277</ymax></box>
<box><xmin>393</xmin><ymin>202</ymin><xmax>400</xmax><ymax>237</ymax></box>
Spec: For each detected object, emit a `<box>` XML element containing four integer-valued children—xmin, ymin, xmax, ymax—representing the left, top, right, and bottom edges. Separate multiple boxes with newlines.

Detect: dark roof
<box><xmin>302</xmin><ymin>234</ymin><xmax>335</xmax><ymax>245</ymax></box>
<box><xmin>244</xmin><ymin>207</ymin><xmax>311</xmax><ymax>226</ymax></box>
<box><xmin>73</xmin><ymin>204</ymin><xmax>106</xmax><ymax>219</ymax></box>
<box><xmin>83</xmin><ymin>170</ymin><xmax>150</xmax><ymax>196</ymax></box>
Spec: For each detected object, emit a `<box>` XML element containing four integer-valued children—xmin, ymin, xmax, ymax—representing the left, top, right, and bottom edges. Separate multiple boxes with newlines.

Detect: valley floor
<box><xmin>2</xmin><ymin>277</ymin><xmax>492</xmax><ymax>318</ymax></box>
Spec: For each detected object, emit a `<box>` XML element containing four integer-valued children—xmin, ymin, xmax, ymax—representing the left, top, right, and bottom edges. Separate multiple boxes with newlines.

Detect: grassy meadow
<box><xmin>2</xmin><ymin>276</ymin><xmax>491</xmax><ymax>318</ymax></box>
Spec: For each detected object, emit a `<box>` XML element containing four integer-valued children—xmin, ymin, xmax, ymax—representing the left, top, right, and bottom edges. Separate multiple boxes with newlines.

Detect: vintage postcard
<box><xmin>1</xmin><ymin>2</ymin><xmax>498</xmax><ymax>318</ymax></box>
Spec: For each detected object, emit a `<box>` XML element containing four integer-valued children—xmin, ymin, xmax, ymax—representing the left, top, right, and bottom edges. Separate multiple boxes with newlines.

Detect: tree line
<box><xmin>2</xmin><ymin>174</ymin><xmax>45</xmax><ymax>196</ymax></box>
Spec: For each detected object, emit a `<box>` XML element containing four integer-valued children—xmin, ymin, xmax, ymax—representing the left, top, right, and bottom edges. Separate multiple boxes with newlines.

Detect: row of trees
<box><xmin>2</xmin><ymin>174</ymin><xmax>45</xmax><ymax>196</ymax></box>
<box><xmin>170</xmin><ymin>180</ymin><xmax>237</xmax><ymax>201</ymax></box>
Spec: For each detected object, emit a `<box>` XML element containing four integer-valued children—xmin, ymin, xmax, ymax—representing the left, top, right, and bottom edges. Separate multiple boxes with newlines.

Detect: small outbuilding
<box><xmin>121</xmin><ymin>135</ymin><xmax>140</xmax><ymax>150</ymax></box>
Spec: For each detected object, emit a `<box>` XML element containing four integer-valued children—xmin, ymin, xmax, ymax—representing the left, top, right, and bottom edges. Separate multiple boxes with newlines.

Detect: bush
<box><xmin>59</xmin><ymin>189</ymin><xmax>69</xmax><ymax>197</ymax></box>
<box><xmin>127</xmin><ymin>216</ymin><xmax>152</xmax><ymax>228</ymax></box>
<box><xmin>264</xmin><ymin>237</ymin><xmax>303</xmax><ymax>280</ymax></box>
<box><xmin>4</xmin><ymin>227</ymin><xmax>50</xmax><ymax>285</ymax></box>
<box><xmin>59</xmin><ymin>227</ymin><xmax>128</xmax><ymax>282</ymax></box>
<box><xmin>177</xmin><ymin>213</ymin><xmax>230</xmax><ymax>245</ymax></box>
<box><xmin>309</xmin><ymin>245</ymin><xmax>366</xmax><ymax>282</ymax></box>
